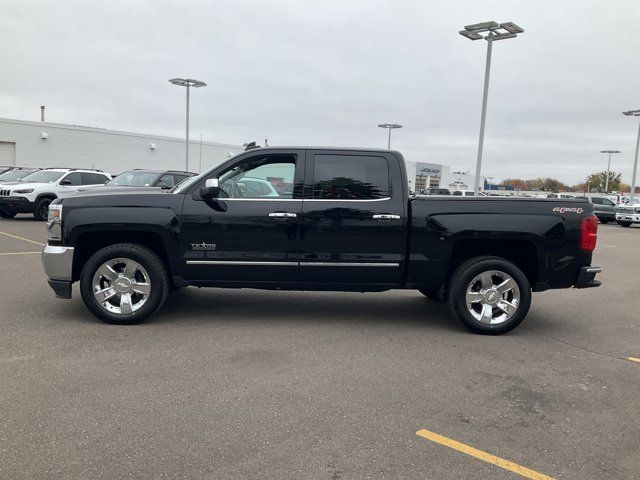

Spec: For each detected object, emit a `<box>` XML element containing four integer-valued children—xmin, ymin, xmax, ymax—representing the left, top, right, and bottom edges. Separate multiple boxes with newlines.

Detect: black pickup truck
<box><xmin>42</xmin><ymin>147</ymin><xmax>601</xmax><ymax>334</ymax></box>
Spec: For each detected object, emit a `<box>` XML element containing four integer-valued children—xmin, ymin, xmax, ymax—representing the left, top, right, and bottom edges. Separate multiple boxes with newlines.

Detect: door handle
<box><xmin>268</xmin><ymin>212</ymin><xmax>297</xmax><ymax>218</ymax></box>
<box><xmin>372</xmin><ymin>214</ymin><xmax>400</xmax><ymax>220</ymax></box>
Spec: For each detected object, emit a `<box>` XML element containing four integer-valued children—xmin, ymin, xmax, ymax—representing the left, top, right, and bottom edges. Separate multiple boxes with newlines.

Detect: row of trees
<box><xmin>499</xmin><ymin>171</ymin><xmax>634</xmax><ymax>193</ymax></box>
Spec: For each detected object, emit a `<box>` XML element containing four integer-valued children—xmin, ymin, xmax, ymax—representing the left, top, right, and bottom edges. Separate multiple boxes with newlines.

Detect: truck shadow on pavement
<box><xmin>152</xmin><ymin>288</ymin><xmax>463</xmax><ymax>332</ymax></box>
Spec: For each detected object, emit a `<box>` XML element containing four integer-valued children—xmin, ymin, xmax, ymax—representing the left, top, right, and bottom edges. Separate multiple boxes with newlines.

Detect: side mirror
<box><xmin>200</xmin><ymin>178</ymin><xmax>219</xmax><ymax>199</ymax></box>
<box><xmin>59</xmin><ymin>179</ymin><xmax>71</xmax><ymax>185</ymax></box>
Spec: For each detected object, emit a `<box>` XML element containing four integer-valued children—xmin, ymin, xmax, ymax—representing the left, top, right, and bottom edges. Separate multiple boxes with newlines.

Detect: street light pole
<box><xmin>475</xmin><ymin>37</ymin><xmax>493</xmax><ymax>195</ymax></box>
<box><xmin>377</xmin><ymin>123</ymin><xmax>403</xmax><ymax>149</ymax></box>
<box><xmin>623</xmin><ymin>110</ymin><xmax>640</xmax><ymax>203</ymax></box>
<box><xmin>460</xmin><ymin>21</ymin><xmax>524</xmax><ymax>195</ymax></box>
<box><xmin>169</xmin><ymin>78</ymin><xmax>207</xmax><ymax>171</ymax></box>
<box><xmin>600</xmin><ymin>150</ymin><xmax>621</xmax><ymax>193</ymax></box>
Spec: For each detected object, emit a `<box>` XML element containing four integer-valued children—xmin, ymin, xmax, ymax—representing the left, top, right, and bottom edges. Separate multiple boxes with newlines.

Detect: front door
<box><xmin>299</xmin><ymin>150</ymin><xmax>407</xmax><ymax>286</ymax></box>
<box><xmin>180</xmin><ymin>150</ymin><xmax>304</xmax><ymax>284</ymax></box>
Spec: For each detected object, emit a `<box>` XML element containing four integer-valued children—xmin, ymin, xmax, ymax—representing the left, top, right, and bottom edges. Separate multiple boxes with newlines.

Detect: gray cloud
<box><xmin>2</xmin><ymin>0</ymin><xmax>639</xmax><ymax>184</ymax></box>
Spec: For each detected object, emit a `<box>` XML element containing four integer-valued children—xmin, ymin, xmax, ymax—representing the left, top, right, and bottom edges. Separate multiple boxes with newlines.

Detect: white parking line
<box><xmin>0</xmin><ymin>231</ymin><xmax>45</xmax><ymax>247</ymax></box>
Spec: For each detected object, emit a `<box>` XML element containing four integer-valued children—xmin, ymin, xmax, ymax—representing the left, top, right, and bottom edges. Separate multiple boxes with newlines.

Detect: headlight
<box><xmin>47</xmin><ymin>204</ymin><xmax>63</xmax><ymax>241</ymax></box>
<box><xmin>13</xmin><ymin>188</ymin><xmax>34</xmax><ymax>194</ymax></box>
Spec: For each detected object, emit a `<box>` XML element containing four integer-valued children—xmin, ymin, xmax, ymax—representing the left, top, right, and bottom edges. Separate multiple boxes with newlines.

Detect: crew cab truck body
<box><xmin>42</xmin><ymin>147</ymin><xmax>601</xmax><ymax>334</ymax></box>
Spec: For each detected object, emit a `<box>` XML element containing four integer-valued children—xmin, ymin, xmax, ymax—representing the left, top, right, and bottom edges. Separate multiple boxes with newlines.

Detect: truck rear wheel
<box><xmin>447</xmin><ymin>256</ymin><xmax>531</xmax><ymax>335</ymax></box>
<box><xmin>80</xmin><ymin>243</ymin><xmax>169</xmax><ymax>325</ymax></box>
<box><xmin>0</xmin><ymin>211</ymin><xmax>17</xmax><ymax>219</ymax></box>
<box><xmin>618</xmin><ymin>221</ymin><xmax>631</xmax><ymax>227</ymax></box>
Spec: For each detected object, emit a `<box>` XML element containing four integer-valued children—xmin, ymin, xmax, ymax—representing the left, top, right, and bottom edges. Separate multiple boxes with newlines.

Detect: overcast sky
<box><xmin>2</xmin><ymin>0</ymin><xmax>639</xmax><ymax>184</ymax></box>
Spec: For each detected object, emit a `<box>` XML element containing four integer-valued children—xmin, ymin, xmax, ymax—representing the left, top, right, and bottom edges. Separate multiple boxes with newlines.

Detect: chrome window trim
<box><xmin>305</xmin><ymin>197</ymin><xmax>391</xmax><ymax>202</ymax></box>
<box><xmin>206</xmin><ymin>197</ymin><xmax>391</xmax><ymax>202</ymax></box>
<box><xmin>215</xmin><ymin>198</ymin><xmax>301</xmax><ymax>202</ymax></box>
<box><xmin>186</xmin><ymin>260</ymin><xmax>298</xmax><ymax>266</ymax></box>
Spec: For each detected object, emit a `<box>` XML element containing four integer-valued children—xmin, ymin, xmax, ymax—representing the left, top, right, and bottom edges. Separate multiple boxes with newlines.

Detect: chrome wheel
<box><xmin>92</xmin><ymin>258</ymin><xmax>151</xmax><ymax>315</ymax></box>
<box><xmin>465</xmin><ymin>270</ymin><xmax>520</xmax><ymax>325</ymax></box>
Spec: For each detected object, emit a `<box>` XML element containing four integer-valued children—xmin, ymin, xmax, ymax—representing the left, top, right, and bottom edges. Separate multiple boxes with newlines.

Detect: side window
<box><xmin>313</xmin><ymin>155</ymin><xmax>390</xmax><ymax>200</ymax></box>
<box><xmin>156</xmin><ymin>174</ymin><xmax>176</xmax><ymax>188</ymax></box>
<box><xmin>61</xmin><ymin>172</ymin><xmax>82</xmax><ymax>186</ymax></box>
<box><xmin>218</xmin><ymin>154</ymin><xmax>296</xmax><ymax>199</ymax></box>
<box><xmin>81</xmin><ymin>173</ymin><xmax>103</xmax><ymax>185</ymax></box>
<box><xmin>602</xmin><ymin>198</ymin><xmax>614</xmax><ymax>206</ymax></box>
<box><xmin>591</xmin><ymin>197</ymin><xmax>602</xmax><ymax>205</ymax></box>
<box><xmin>452</xmin><ymin>191</ymin><xmax>462</xmax><ymax>196</ymax></box>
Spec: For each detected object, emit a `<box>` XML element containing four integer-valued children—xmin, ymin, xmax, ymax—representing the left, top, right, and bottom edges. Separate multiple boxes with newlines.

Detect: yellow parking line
<box><xmin>0</xmin><ymin>251</ymin><xmax>41</xmax><ymax>256</ymax></box>
<box><xmin>628</xmin><ymin>357</ymin><xmax>640</xmax><ymax>364</ymax></box>
<box><xmin>0</xmin><ymin>231</ymin><xmax>45</xmax><ymax>247</ymax></box>
<box><xmin>416</xmin><ymin>428</ymin><xmax>556</xmax><ymax>480</ymax></box>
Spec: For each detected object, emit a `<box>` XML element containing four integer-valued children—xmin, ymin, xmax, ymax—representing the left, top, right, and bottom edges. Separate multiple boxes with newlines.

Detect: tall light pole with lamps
<box><xmin>378</xmin><ymin>123</ymin><xmax>403</xmax><ymax>149</ymax></box>
<box><xmin>600</xmin><ymin>150</ymin><xmax>621</xmax><ymax>193</ymax></box>
<box><xmin>623</xmin><ymin>110</ymin><xmax>640</xmax><ymax>203</ymax></box>
<box><xmin>460</xmin><ymin>21</ymin><xmax>524</xmax><ymax>195</ymax></box>
<box><xmin>169</xmin><ymin>78</ymin><xmax>207</xmax><ymax>171</ymax></box>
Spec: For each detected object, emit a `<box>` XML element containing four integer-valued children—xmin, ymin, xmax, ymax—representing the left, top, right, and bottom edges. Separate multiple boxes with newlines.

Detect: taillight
<box><xmin>580</xmin><ymin>215</ymin><xmax>598</xmax><ymax>252</ymax></box>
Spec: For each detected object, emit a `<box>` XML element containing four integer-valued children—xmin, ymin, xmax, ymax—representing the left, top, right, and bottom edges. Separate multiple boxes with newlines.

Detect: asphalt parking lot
<box><xmin>0</xmin><ymin>217</ymin><xmax>638</xmax><ymax>479</ymax></box>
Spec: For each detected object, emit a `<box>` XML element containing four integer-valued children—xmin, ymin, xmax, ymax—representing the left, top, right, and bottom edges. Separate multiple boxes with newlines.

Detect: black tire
<box><xmin>618</xmin><ymin>221</ymin><xmax>632</xmax><ymax>227</ymax></box>
<box><xmin>447</xmin><ymin>256</ymin><xmax>531</xmax><ymax>335</ymax></box>
<box><xmin>80</xmin><ymin>243</ymin><xmax>169</xmax><ymax>325</ymax></box>
<box><xmin>598</xmin><ymin>218</ymin><xmax>609</xmax><ymax>224</ymax></box>
<box><xmin>418</xmin><ymin>288</ymin><xmax>442</xmax><ymax>301</ymax></box>
<box><xmin>0</xmin><ymin>211</ymin><xmax>17</xmax><ymax>219</ymax></box>
<box><xmin>33</xmin><ymin>197</ymin><xmax>52</xmax><ymax>221</ymax></box>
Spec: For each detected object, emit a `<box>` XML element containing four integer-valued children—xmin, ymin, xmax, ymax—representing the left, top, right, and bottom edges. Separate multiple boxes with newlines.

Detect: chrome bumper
<box><xmin>42</xmin><ymin>244</ymin><xmax>74</xmax><ymax>281</ymax></box>
<box><xmin>616</xmin><ymin>213</ymin><xmax>640</xmax><ymax>223</ymax></box>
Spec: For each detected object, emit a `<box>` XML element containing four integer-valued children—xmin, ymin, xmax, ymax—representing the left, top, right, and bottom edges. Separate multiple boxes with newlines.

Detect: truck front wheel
<box><xmin>80</xmin><ymin>243</ymin><xmax>169</xmax><ymax>325</ymax></box>
<box><xmin>447</xmin><ymin>256</ymin><xmax>531</xmax><ymax>335</ymax></box>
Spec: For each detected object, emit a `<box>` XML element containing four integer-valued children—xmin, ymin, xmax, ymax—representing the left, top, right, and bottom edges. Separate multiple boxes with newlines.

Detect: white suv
<box><xmin>0</xmin><ymin>168</ymin><xmax>111</xmax><ymax>220</ymax></box>
<box><xmin>615</xmin><ymin>202</ymin><xmax>640</xmax><ymax>227</ymax></box>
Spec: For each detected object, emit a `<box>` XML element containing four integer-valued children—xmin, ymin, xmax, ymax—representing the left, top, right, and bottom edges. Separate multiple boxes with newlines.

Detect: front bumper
<box><xmin>0</xmin><ymin>196</ymin><xmax>35</xmax><ymax>213</ymax></box>
<box><xmin>574</xmin><ymin>266</ymin><xmax>602</xmax><ymax>289</ymax></box>
<box><xmin>42</xmin><ymin>244</ymin><xmax>74</xmax><ymax>299</ymax></box>
<box><xmin>615</xmin><ymin>213</ymin><xmax>640</xmax><ymax>223</ymax></box>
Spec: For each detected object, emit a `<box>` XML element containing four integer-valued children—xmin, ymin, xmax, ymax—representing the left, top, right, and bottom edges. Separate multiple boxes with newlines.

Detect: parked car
<box><xmin>615</xmin><ymin>203</ymin><xmax>640</xmax><ymax>227</ymax></box>
<box><xmin>420</xmin><ymin>187</ymin><xmax>451</xmax><ymax>195</ymax></box>
<box><xmin>546</xmin><ymin>193</ymin><xmax>575</xmax><ymax>199</ymax></box>
<box><xmin>587</xmin><ymin>196</ymin><xmax>617</xmax><ymax>224</ymax></box>
<box><xmin>452</xmin><ymin>190</ymin><xmax>487</xmax><ymax>196</ymax></box>
<box><xmin>42</xmin><ymin>147</ymin><xmax>601</xmax><ymax>334</ymax></box>
<box><xmin>106</xmin><ymin>169</ymin><xmax>196</xmax><ymax>189</ymax></box>
<box><xmin>0</xmin><ymin>166</ymin><xmax>13</xmax><ymax>175</ymax></box>
<box><xmin>0</xmin><ymin>168</ymin><xmax>111</xmax><ymax>220</ymax></box>
<box><xmin>0</xmin><ymin>167</ymin><xmax>41</xmax><ymax>184</ymax></box>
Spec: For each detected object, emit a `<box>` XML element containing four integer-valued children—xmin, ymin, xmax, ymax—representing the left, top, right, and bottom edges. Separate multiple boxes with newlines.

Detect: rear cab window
<box><xmin>311</xmin><ymin>154</ymin><xmax>390</xmax><ymax>200</ymax></box>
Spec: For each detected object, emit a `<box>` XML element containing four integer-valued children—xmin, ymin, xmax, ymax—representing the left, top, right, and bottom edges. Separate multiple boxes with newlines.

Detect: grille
<box><xmin>0</xmin><ymin>189</ymin><xmax>11</xmax><ymax>197</ymax></box>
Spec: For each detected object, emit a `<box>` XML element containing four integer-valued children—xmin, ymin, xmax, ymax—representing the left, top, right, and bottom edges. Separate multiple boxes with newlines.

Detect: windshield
<box><xmin>20</xmin><ymin>170</ymin><xmax>66</xmax><ymax>183</ymax></box>
<box><xmin>0</xmin><ymin>170</ymin><xmax>37</xmax><ymax>181</ymax></box>
<box><xmin>107</xmin><ymin>171</ymin><xmax>160</xmax><ymax>187</ymax></box>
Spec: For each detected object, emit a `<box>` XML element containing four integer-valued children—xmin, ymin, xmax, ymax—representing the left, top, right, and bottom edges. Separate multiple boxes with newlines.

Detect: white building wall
<box><xmin>406</xmin><ymin>160</ymin><xmax>484</xmax><ymax>192</ymax></box>
<box><xmin>0</xmin><ymin>118</ymin><xmax>243</xmax><ymax>175</ymax></box>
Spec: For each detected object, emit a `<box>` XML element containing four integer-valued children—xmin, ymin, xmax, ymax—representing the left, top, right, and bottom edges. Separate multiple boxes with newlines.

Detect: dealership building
<box><xmin>405</xmin><ymin>161</ymin><xmax>484</xmax><ymax>193</ymax></box>
<box><xmin>0</xmin><ymin>117</ymin><xmax>243</xmax><ymax>175</ymax></box>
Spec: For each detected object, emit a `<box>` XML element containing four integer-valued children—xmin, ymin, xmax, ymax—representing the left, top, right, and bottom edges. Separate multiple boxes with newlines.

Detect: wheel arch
<box><xmin>71</xmin><ymin>230</ymin><xmax>172</xmax><ymax>282</ymax></box>
<box><xmin>448</xmin><ymin>239</ymin><xmax>540</xmax><ymax>288</ymax></box>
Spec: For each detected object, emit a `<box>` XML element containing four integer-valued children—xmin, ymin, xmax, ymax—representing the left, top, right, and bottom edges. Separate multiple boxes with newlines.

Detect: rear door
<box><xmin>299</xmin><ymin>150</ymin><xmax>407</xmax><ymax>286</ymax></box>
